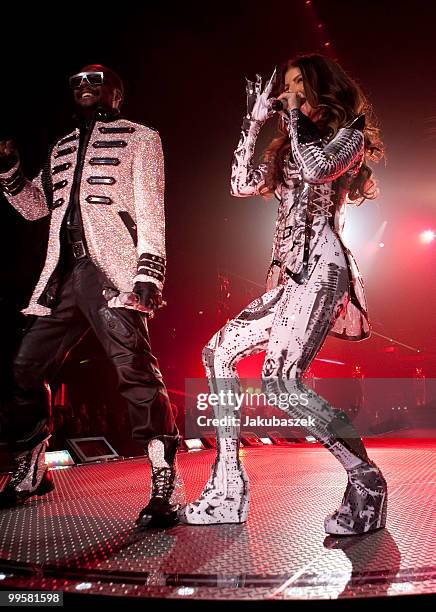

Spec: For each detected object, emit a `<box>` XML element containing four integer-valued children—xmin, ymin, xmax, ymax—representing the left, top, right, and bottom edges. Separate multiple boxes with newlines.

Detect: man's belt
<box><xmin>70</xmin><ymin>240</ymin><xmax>87</xmax><ymax>259</ymax></box>
<box><xmin>66</xmin><ymin>226</ymin><xmax>88</xmax><ymax>259</ymax></box>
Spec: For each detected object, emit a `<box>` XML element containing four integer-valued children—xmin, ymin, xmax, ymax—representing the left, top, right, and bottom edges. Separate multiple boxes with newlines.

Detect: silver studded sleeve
<box><xmin>287</xmin><ymin>108</ymin><xmax>364</xmax><ymax>184</ymax></box>
<box><xmin>0</xmin><ymin>160</ymin><xmax>49</xmax><ymax>220</ymax></box>
<box><xmin>132</xmin><ymin>130</ymin><xmax>166</xmax><ymax>292</ymax></box>
<box><xmin>230</xmin><ymin>118</ymin><xmax>269</xmax><ymax>197</ymax></box>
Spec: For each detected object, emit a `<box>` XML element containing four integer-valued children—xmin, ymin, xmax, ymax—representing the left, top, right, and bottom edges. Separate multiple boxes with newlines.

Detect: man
<box><xmin>0</xmin><ymin>64</ymin><xmax>181</xmax><ymax>527</ymax></box>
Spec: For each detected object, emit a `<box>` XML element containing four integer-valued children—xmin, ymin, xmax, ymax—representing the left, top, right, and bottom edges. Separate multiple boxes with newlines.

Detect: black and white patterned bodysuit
<box><xmin>207</xmin><ymin>108</ymin><xmax>372</xmax><ymax>466</ymax></box>
<box><xmin>179</xmin><ymin>108</ymin><xmax>387</xmax><ymax>531</ymax></box>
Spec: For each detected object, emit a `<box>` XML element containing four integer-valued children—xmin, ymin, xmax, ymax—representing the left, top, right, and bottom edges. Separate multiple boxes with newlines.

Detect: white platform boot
<box><xmin>178</xmin><ymin>438</ymin><xmax>250</xmax><ymax>525</ymax></box>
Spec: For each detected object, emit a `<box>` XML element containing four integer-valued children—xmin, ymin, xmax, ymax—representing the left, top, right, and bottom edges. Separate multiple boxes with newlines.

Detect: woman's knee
<box><xmin>202</xmin><ymin>342</ymin><xmax>235</xmax><ymax>372</ymax></box>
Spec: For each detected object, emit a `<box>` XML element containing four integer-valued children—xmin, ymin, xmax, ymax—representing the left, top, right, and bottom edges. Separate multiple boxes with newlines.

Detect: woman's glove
<box><xmin>245</xmin><ymin>67</ymin><xmax>276</xmax><ymax>124</ymax></box>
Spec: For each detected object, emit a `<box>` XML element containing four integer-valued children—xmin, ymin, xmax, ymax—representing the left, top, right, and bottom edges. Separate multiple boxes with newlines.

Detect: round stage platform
<box><xmin>0</xmin><ymin>443</ymin><xmax>435</xmax><ymax>607</ymax></box>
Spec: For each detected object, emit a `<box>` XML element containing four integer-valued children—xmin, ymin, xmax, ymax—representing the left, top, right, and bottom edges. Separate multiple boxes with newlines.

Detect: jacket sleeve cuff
<box><xmin>134</xmin><ymin>252</ymin><xmax>166</xmax><ymax>288</ymax></box>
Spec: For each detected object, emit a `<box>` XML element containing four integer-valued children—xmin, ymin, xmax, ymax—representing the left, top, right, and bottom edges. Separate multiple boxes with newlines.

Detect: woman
<box><xmin>179</xmin><ymin>54</ymin><xmax>387</xmax><ymax>535</ymax></box>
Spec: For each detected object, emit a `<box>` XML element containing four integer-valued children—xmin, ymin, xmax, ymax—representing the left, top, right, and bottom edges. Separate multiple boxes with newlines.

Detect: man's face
<box><xmin>70</xmin><ymin>66</ymin><xmax>121</xmax><ymax>111</ymax></box>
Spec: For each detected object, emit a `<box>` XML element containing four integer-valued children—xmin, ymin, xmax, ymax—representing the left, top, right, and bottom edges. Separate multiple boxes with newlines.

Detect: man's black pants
<box><xmin>7</xmin><ymin>258</ymin><xmax>177</xmax><ymax>453</ymax></box>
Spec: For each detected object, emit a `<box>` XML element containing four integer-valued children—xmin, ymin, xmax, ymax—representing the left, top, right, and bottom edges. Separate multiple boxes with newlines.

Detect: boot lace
<box><xmin>151</xmin><ymin>467</ymin><xmax>175</xmax><ymax>500</ymax></box>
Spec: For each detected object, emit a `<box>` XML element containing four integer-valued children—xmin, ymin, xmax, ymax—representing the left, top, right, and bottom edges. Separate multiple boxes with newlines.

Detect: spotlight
<box><xmin>177</xmin><ymin>587</ymin><xmax>195</xmax><ymax>596</ymax></box>
<box><xmin>420</xmin><ymin>230</ymin><xmax>435</xmax><ymax>244</ymax></box>
<box><xmin>75</xmin><ymin>583</ymin><xmax>92</xmax><ymax>591</ymax></box>
<box><xmin>45</xmin><ymin>450</ymin><xmax>75</xmax><ymax>468</ymax></box>
<box><xmin>379</xmin><ymin>242</ymin><xmax>385</xmax><ymax>248</ymax></box>
<box><xmin>184</xmin><ymin>438</ymin><xmax>205</xmax><ymax>451</ymax></box>
<box><xmin>241</xmin><ymin>432</ymin><xmax>264</xmax><ymax>447</ymax></box>
<box><xmin>259</xmin><ymin>437</ymin><xmax>273</xmax><ymax>445</ymax></box>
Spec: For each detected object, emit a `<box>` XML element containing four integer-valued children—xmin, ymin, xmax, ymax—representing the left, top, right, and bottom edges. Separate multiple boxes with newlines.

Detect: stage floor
<box><xmin>0</xmin><ymin>443</ymin><xmax>435</xmax><ymax>602</ymax></box>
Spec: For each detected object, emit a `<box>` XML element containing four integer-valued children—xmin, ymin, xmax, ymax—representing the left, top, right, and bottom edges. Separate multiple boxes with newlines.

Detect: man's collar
<box><xmin>95</xmin><ymin>106</ymin><xmax>121</xmax><ymax>122</ymax></box>
<box><xmin>73</xmin><ymin>106</ymin><xmax>121</xmax><ymax>125</ymax></box>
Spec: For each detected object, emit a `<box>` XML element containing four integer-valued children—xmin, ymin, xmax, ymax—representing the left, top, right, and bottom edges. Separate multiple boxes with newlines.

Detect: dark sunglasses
<box><xmin>69</xmin><ymin>71</ymin><xmax>104</xmax><ymax>89</ymax></box>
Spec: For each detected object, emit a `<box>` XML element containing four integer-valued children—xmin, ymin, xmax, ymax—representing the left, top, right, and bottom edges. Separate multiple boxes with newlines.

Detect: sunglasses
<box><xmin>69</xmin><ymin>71</ymin><xmax>104</xmax><ymax>89</ymax></box>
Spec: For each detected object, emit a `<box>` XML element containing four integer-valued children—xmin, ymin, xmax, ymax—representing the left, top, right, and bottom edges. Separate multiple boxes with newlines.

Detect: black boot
<box><xmin>136</xmin><ymin>435</ymin><xmax>181</xmax><ymax>528</ymax></box>
<box><xmin>0</xmin><ymin>438</ymin><xmax>54</xmax><ymax>509</ymax></box>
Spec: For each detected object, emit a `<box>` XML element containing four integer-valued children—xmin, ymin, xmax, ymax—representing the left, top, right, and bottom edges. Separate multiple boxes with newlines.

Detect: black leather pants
<box><xmin>7</xmin><ymin>258</ymin><xmax>178</xmax><ymax>452</ymax></box>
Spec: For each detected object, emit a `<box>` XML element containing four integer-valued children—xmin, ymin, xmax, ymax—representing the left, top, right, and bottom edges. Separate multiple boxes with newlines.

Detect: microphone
<box><xmin>270</xmin><ymin>95</ymin><xmax>306</xmax><ymax>112</ymax></box>
<box><xmin>270</xmin><ymin>98</ymin><xmax>288</xmax><ymax>112</ymax></box>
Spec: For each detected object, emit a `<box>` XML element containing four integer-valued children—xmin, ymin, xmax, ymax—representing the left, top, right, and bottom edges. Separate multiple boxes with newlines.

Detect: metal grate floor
<box><xmin>0</xmin><ymin>444</ymin><xmax>435</xmax><ymax>601</ymax></box>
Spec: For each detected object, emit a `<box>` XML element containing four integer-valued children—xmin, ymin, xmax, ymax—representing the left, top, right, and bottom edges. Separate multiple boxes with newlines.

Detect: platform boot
<box><xmin>136</xmin><ymin>435</ymin><xmax>183</xmax><ymax>528</ymax></box>
<box><xmin>324</xmin><ymin>459</ymin><xmax>387</xmax><ymax>535</ymax></box>
<box><xmin>178</xmin><ymin>437</ymin><xmax>250</xmax><ymax>525</ymax></box>
<box><xmin>0</xmin><ymin>437</ymin><xmax>54</xmax><ymax>508</ymax></box>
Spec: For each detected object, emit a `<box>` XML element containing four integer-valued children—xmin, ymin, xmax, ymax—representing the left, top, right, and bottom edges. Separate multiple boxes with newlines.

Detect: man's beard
<box><xmin>74</xmin><ymin>99</ymin><xmax>101</xmax><ymax>120</ymax></box>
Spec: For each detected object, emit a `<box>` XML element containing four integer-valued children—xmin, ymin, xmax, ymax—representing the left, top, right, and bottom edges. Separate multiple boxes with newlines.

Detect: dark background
<box><xmin>1</xmin><ymin>1</ymin><xmax>435</xmax><ymax>450</ymax></box>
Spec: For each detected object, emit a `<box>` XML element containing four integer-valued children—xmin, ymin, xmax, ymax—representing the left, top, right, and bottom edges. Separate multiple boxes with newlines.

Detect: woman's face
<box><xmin>283</xmin><ymin>66</ymin><xmax>314</xmax><ymax>118</ymax></box>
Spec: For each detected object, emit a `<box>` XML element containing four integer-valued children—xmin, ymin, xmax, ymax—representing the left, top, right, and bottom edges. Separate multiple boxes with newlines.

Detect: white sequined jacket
<box><xmin>230</xmin><ymin>107</ymin><xmax>370</xmax><ymax>341</ymax></box>
<box><xmin>0</xmin><ymin>110</ymin><xmax>166</xmax><ymax>316</ymax></box>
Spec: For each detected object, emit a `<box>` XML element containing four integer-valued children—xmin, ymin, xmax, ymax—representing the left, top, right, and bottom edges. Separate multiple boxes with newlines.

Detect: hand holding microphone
<box><xmin>272</xmin><ymin>91</ymin><xmax>305</xmax><ymax>112</ymax></box>
<box><xmin>245</xmin><ymin>67</ymin><xmax>305</xmax><ymax>123</ymax></box>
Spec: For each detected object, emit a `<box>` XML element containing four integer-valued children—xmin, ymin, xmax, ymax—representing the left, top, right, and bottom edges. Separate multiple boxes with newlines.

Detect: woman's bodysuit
<box><xmin>201</xmin><ymin>108</ymin><xmax>371</xmax><ymax>470</ymax></box>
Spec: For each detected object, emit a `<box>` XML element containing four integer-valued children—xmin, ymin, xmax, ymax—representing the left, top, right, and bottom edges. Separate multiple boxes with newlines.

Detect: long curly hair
<box><xmin>262</xmin><ymin>54</ymin><xmax>384</xmax><ymax>204</ymax></box>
